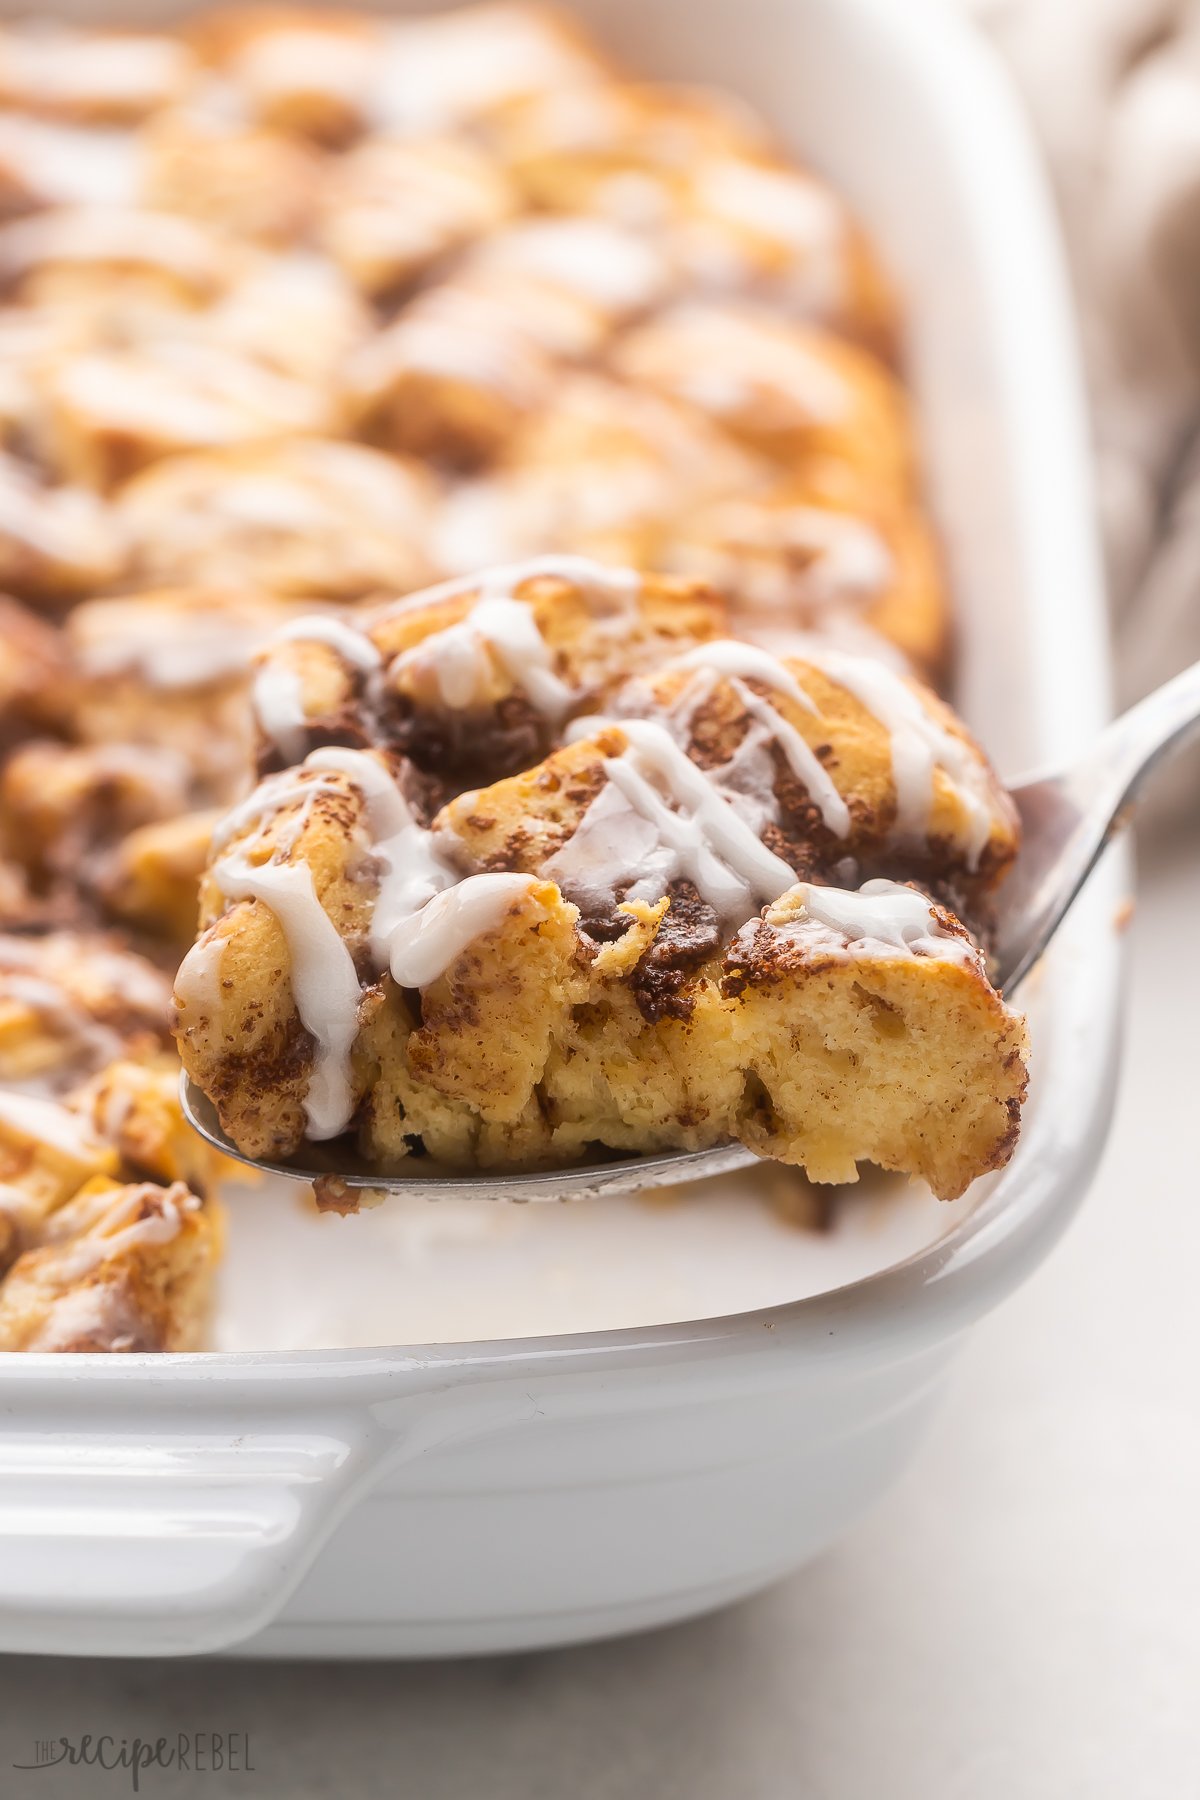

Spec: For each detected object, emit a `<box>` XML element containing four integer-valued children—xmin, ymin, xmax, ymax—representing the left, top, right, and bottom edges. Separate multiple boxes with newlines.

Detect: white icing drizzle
<box><xmin>49</xmin><ymin>1185</ymin><xmax>186</xmax><ymax>1283</ymax></box>
<box><xmin>796</xmin><ymin>646</ymin><xmax>996</xmax><ymax>868</ymax></box>
<box><xmin>22</xmin><ymin>1284</ymin><xmax>141</xmax><ymax>1353</ymax></box>
<box><xmin>623</xmin><ymin>641</ymin><xmax>851</xmax><ymax>839</ymax></box>
<box><xmin>374</xmin><ymin>554</ymin><xmax>640</xmax><ymax>620</ymax></box>
<box><xmin>208</xmin><ymin>767</ymin><xmax>339</xmax><ymax>855</ymax></box>
<box><xmin>268</xmin><ymin>614</ymin><xmax>383</xmax><ymax>672</ymax></box>
<box><xmin>553</xmin><ymin>717</ymin><xmax>795</xmax><ymax>923</ymax></box>
<box><xmin>474</xmin><ymin>218</ymin><xmax>667</xmax><ymax>315</ymax></box>
<box><xmin>0</xmin><ymin>26</ymin><xmax>191</xmax><ymax>116</ymax></box>
<box><xmin>211</xmin><ymin>854</ymin><xmax>363</xmax><ymax>1142</ymax></box>
<box><xmin>686</xmin><ymin>158</ymin><xmax>846</xmax><ymax>313</ymax></box>
<box><xmin>0</xmin><ymin>973</ymin><xmax>127</xmax><ymax>1073</ymax></box>
<box><xmin>695</xmin><ymin>158</ymin><xmax>842</xmax><ymax>254</ymax></box>
<box><xmin>71</xmin><ymin>599</ymin><xmax>274</xmax><ymax>690</ymax></box>
<box><xmin>252</xmin><ymin>615</ymin><xmax>383</xmax><ymax>762</ymax></box>
<box><xmin>376</xmin><ymin>556</ymin><xmax>640</xmax><ymax>717</ymax></box>
<box><xmin>738</xmin><ymin>878</ymin><xmax>977</xmax><ymax>968</ymax></box>
<box><xmin>390</xmin><ymin>594</ymin><xmax>572</xmax><ymax>716</ymax></box>
<box><xmin>203</xmin><ymin>749</ymin><xmax>539</xmax><ymax>1138</ymax></box>
<box><xmin>371</xmin><ymin>7</ymin><xmax>598</xmax><ymax>134</ymax></box>
<box><xmin>356</xmin><ymin>292</ymin><xmax>548</xmax><ymax>402</ymax></box>
<box><xmin>251</xmin><ymin>665</ymin><xmax>307</xmax><ymax>765</ymax></box>
<box><xmin>202</xmin><ymin>762</ymin><xmax>369</xmax><ymax>1138</ymax></box>
<box><xmin>0</xmin><ymin>115</ymin><xmax>142</xmax><ymax>207</ymax></box>
<box><xmin>303</xmin><ymin>748</ymin><xmax>452</xmax><ymax>970</ymax></box>
<box><xmin>684</xmin><ymin>499</ymin><xmax>895</xmax><ymax>617</ymax></box>
<box><xmin>304</xmin><ymin>749</ymin><xmax>536</xmax><ymax>988</ymax></box>
<box><xmin>667</xmin><ymin>639</ymin><xmax>816</xmax><ymax>711</ymax></box>
<box><xmin>235</xmin><ymin>25</ymin><xmax>373</xmax><ymax>113</ymax></box>
<box><xmin>385</xmin><ymin>874</ymin><xmax>539</xmax><ymax>989</ymax></box>
<box><xmin>728</xmin><ymin>680</ymin><xmax>851</xmax><ymax>838</ymax></box>
<box><xmin>627</xmin><ymin>304</ymin><xmax>850</xmax><ymax>423</ymax></box>
<box><xmin>0</xmin><ymin>1088</ymin><xmax>110</xmax><ymax>1161</ymax></box>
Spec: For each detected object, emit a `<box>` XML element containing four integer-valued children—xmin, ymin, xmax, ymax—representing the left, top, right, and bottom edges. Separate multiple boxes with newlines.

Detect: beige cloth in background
<box><xmin>960</xmin><ymin>0</ymin><xmax>1200</xmax><ymax>819</ymax></box>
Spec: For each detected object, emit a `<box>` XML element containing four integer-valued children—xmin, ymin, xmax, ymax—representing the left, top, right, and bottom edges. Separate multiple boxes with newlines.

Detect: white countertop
<box><xmin>2</xmin><ymin>827</ymin><xmax>1198</xmax><ymax>1799</ymax></box>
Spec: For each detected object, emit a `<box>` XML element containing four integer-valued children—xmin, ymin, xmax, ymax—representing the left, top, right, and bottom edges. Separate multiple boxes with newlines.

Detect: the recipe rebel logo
<box><xmin>12</xmin><ymin>1732</ymin><xmax>255</xmax><ymax>1791</ymax></box>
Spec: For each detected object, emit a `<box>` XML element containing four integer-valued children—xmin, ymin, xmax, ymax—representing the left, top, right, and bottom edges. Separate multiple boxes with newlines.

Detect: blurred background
<box><xmin>965</xmin><ymin>0</ymin><xmax>1200</xmax><ymax>822</ymax></box>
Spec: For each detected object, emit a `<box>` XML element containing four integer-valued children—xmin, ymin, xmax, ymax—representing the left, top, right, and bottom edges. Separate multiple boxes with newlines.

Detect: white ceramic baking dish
<box><xmin>0</xmin><ymin>0</ymin><xmax>1124</xmax><ymax>1659</ymax></box>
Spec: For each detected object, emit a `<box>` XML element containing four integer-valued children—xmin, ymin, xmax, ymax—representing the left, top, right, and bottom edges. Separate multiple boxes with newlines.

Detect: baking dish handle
<box><xmin>0</xmin><ymin>1410</ymin><xmax>389</xmax><ymax>1657</ymax></box>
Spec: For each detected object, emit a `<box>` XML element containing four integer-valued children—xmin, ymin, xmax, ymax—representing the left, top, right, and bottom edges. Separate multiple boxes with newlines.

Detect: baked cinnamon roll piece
<box><xmin>0</xmin><ymin>930</ymin><xmax>173</xmax><ymax>1093</ymax></box>
<box><xmin>0</xmin><ymin>1029</ymin><xmax>221</xmax><ymax>1352</ymax></box>
<box><xmin>250</xmin><ymin>558</ymin><xmax>726</xmax><ymax>783</ymax></box>
<box><xmin>0</xmin><ymin>207</ymin><xmax>231</xmax><ymax>311</ymax></box>
<box><xmin>0</xmin><ymin>23</ymin><xmax>196</xmax><ymax>123</ymax></box>
<box><xmin>192</xmin><ymin>2</ymin><xmax>608</xmax><ymax>145</ymax></box>
<box><xmin>114</xmin><ymin>439</ymin><xmax>437</xmax><ymax>599</ymax></box>
<box><xmin>612</xmin><ymin>302</ymin><xmax>914</xmax><ymax>493</ymax></box>
<box><xmin>653</xmin><ymin>472</ymin><xmax>950</xmax><ymax>683</ymax></box>
<box><xmin>0</xmin><ymin>451</ymin><xmax>125</xmax><ymax>606</ymax></box>
<box><xmin>0</xmin><ymin>1177</ymin><xmax>216</xmax><ymax>1352</ymax></box>
<box><xmin>0</xmin><ymin>595</ymin><xmax>74</xmax><ymax>747</ymax></box>
<box><xmin>492</xmin><ymin>84</ymin><xmax>896</xmax><ymax>354</ymax></box>
<box><xmin>67</xmin><ymin>587</ymin><xmax>310</xmax><ymax>804</ymax></box>
<box><xmin>1</xmin><ymin>739</ymin><xmax>189</xmax><ymax>899</ymax></box>
<box><xmin>139</xmin><ymin>106</ymin><xmax>323</xmax><ymax>245</ymax></box>
<box><xmin>175</xmin><ymin>563</ymin><xmax>1026</xmax><ymax>1200</ymax></box>
<box><xmin>347</xmin><ymin>216</ymin><xmax>673</xmax><ymax>468</ymax></box>
<box><xmin>317</xmin><ymin>135</ymin><xmax>515</xmax><ymax>301</ymax></box>
<box><xmin>432</xmin><ymin>375</ymin><xmax>764</xmax><ymax>573</ymax></box>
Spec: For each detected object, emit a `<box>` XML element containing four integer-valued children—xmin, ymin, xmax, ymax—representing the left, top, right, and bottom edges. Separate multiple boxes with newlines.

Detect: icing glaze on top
<box><xmin>551</xmin><ymin>716</ymin><xmax>795</xmax><ymax>922</ymax></box>
<box><xmin>375</xmin><ymin>556</ymin><xmax>640</xmax><ymax>716</ymax></box>
<box><xmin>389</xmin><ymin>594</ymin><xmax>573</xmax><ymax>716</ymax></box>
<box><xmin>0</xmin><ymin>1087</ymin><xmax>112</xmax><ymax>1161</ymax></box>
<box><xmin>71</xmin><ymin>597</ymin><xmax>277</xmax><ymax>690</ymax></box>
<box><xmin>49</xmin><ymin>1183</ymin><xmax>191</xmax><ymax>1284</ymax></box>
<box><xmin>376</xmin><ymin>553</ymin><xmax>641</xmax><ymax>619</ymax></box>
<box><xmin>659</xmin><ymin>640</ymin><xmax>850</xmax><ymax>838</ymax></box>
<box><xmin>268</xmin><ymin>614</ymin><xmax>382</xmax><ymax>671</ymax></box>
<box><xmin>694</xmin><ymin>159</ymin><xmax>843</xmax><ymax>254</ymax></box>
<box><xmin>306</xmin><ymin>748</ymin><xmax>536</xmax><ymax>988</ymax></box>
<box><xmin>0</xmin><ymin>26</ymin><xmax>192</xmax><ymax>116</ymax></box>
<box><xmin>796</xmin><ymin>643</ymin><xmax>997</xmax><ymax>868</ymax></box>
<box><xmin>0</xmin><ymin>115</ymin><xmax>142</xmax><ymax>206</ymax></box>
<box><xmin>473</xmin><ymin>217</ymin><xmax>668</xmax><ymax>315</ymax></box>
<box><xmin>737</xmin><ymin>877</ymin><xmax>978</xmax><ymax>968</ymax></box>
<box><xmin>212</xmin><ymin>852</ymin><xmax>363</xmax><ymax>1142</ymax></box>
<box><xmin>201</xmin><ymin>748</ymin><xmax>538</xmax><ymax>1139</ymax></box>
<box><xmin>384</xmin><ymin>872</ymin><xmax>539</xmax><ymax>989</ymax></box>
<box><xmin>370</xmin><ymin>7</ymin><xmax>600</xmax><ymax>135</ymax></box>
<box><xmin>667</xmin><ymin>638</ymin><xmax>816</xmax><ymax>711</ymax></box>
<box><xmin>629</xmin><ymin>304</ymin><xmax>851</xmax><ymax>423</ymax></box>
<box><xmin>252</xmin><ymin>615</ymin><xmax>383</xmax><ymax>762</ymax></box>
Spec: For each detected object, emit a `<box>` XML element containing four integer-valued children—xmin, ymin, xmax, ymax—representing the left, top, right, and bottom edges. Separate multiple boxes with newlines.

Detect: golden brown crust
<box><xmin>0</xmin><ymin>930</ymin><xmax>173</xmax><ymax>1093</ymax></box>
<box><xmin>0</xmin><ymin>1177</ymin><xmax>218</xmax><ymax>1352</ymax></box>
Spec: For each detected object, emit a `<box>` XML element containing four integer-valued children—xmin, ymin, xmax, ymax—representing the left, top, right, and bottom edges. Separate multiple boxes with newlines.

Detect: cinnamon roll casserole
<box><xmin>0</xmin><ymin>4</ymin><xmax>1024</xmax><ymax>1348</ymax></box>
